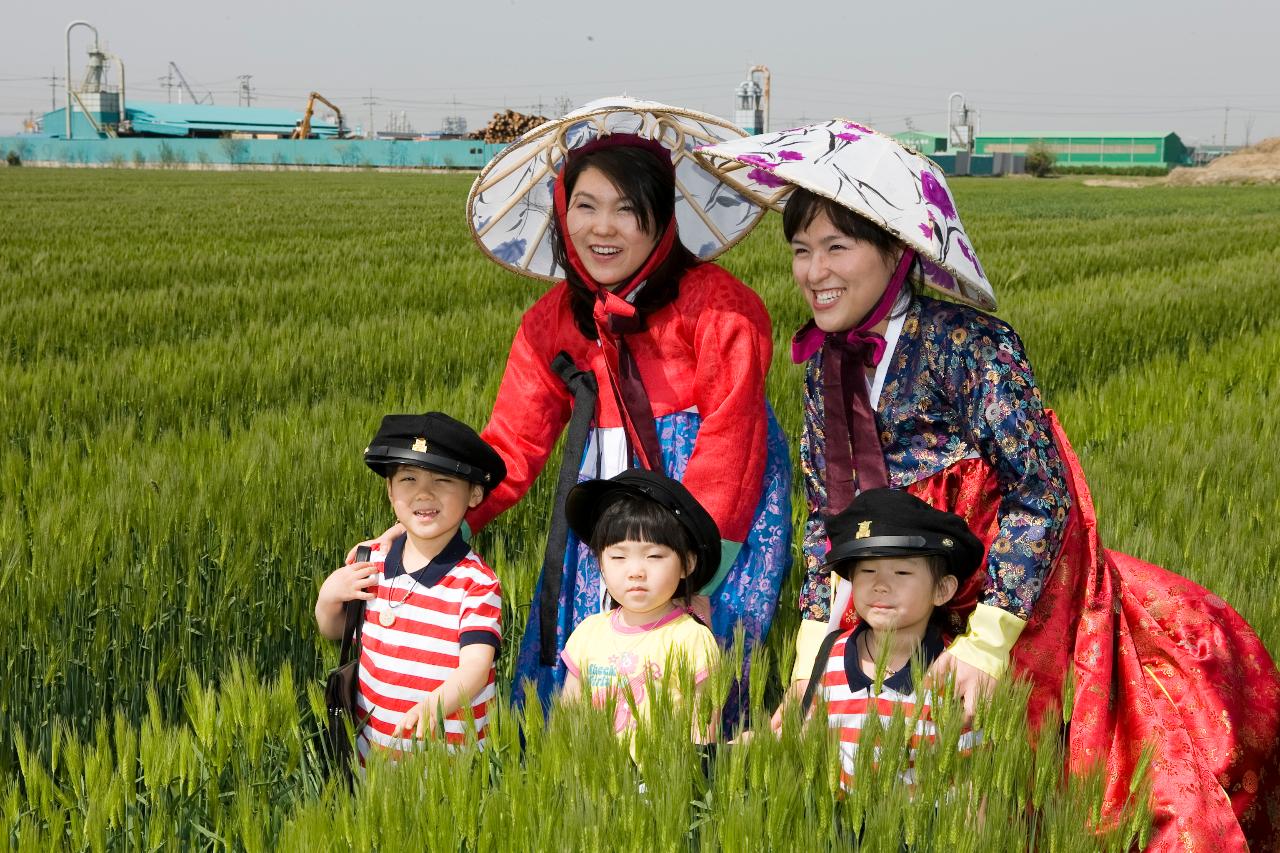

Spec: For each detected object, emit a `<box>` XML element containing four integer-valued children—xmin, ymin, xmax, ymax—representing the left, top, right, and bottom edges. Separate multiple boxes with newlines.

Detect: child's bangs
<box><xmin>588</xmin><ymin>495</ymin><xmax>694</xmax><ymax>558</ymax></box>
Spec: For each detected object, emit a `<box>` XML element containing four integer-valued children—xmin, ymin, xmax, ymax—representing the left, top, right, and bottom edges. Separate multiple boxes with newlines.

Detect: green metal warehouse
<box><xmin>973</xmin><ymin>133</ymin><xmax>1189</xmax><ymax>168</ymax></box>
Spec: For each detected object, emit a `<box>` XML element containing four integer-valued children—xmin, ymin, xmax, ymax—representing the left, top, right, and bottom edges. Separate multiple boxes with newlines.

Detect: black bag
<box><xmin>324</xmin><ymin>545</ymin><xmax>371</xmax><ymax>776</ymax></box>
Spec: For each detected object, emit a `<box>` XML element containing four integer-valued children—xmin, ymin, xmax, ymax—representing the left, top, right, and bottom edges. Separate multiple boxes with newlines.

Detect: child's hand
<box><xmin>392</xmin><ymin>695</ymin><xmax>440</xmax><ymax>741</ymax></box>
<box><xmin>769</xmin><ymin>678</ymin><xmax>809</xmax><ymax>733</ymax></box>
<box><xmin>317</xmin><ymin>561</ymin><xmax>379</xmax><ymax>609</ymax></box>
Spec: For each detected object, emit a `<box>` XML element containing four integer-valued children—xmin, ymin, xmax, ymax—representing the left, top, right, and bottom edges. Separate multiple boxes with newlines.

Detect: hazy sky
<box><xmin>4</xmin><ymin>1</ymin><xmax>1277</xmax><ymax>146</ymax></box>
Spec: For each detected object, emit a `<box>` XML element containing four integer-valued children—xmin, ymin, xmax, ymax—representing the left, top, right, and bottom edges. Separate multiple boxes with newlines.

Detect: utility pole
<box><xmin>237</xmin><ymin>75</ymin><xmax>253</xmax><ymax>107</ymax></box>
<box><xmin>363</xmin><ymin>88</ymin><xmax>377</xmax><ymax>139</ymax></box>
<box><xmin>50</xmin><ymin>68</ymin><xmax>60</xmax><ymax>110</ymax></box>
<box><xmin>1222</xmin><ymin>105</ymin><xmax>1229</xmax><ymax>152</ymax></box>
<box><xmin>1245</xmin><ymin>114</ymin><xmax>1255</xmax><ymax>148</ymax></box>
<box><xmin>160</xmin><ymin>67</ymin><xmax>175</xmax><ymax>102</ymax></box>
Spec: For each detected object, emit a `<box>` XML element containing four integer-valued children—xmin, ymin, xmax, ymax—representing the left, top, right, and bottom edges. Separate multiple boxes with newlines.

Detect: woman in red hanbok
<box><xmin>696</xmin><ymin>122</ymin><xmax>1280</xmax><ymax>851</ymax></box>
<box><xmin>465</xmin><ymin>99</ymin><xmax>793</xmax><ymax>718</ymax></box>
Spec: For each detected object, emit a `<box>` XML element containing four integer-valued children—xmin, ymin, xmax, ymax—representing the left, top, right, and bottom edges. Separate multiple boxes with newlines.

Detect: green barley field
<box><xmin>2</xmin><ymin>168</ymin><xmax>1278</xmax><ymax>850</ymax></box>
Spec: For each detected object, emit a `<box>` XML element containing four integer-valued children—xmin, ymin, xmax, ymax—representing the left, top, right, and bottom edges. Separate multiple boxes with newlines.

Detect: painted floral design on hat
<box><xmin>492</xmin><ymin>238</ymin><xmax>527</xmax><ymax>265</ymax></box>
<box><xmin>921</xmin><ymin>170</ymin><xmax>957</xmax><ymax>220</ymax></box>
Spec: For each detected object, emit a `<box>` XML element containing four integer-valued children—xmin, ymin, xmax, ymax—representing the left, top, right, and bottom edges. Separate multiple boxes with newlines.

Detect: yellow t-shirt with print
<box><xmin>561</xmin><ymin>607</ymin><xmax>718</xmax><ymax>735</ymax></box>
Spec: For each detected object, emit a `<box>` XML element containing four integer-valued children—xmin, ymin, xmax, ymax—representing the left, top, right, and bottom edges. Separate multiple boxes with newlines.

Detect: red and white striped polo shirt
<box><xmin>819</xmin><ymin>623</ymin><xmax>978</xmax><ymax>788</ymax></box>
<box><xmin>356</xmin><ymin>532</ymin><xmax>501</xmax><ymax>759</ymax></box>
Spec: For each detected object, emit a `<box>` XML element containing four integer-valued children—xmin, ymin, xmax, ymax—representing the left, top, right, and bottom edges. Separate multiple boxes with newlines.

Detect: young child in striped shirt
<box><xmin>558</xmin><ymin>470</ymin><xmax>721</xmax><ymax>743</ymax></box>
<box><xmin>315</xmin><ymin>412</ymin><xmax>507</xmax><ymax>759</ymax></box>
<box><xmin>802</xmin><ymin>488</ymin><xmax>984</xmax><ymax>788</ymax></box>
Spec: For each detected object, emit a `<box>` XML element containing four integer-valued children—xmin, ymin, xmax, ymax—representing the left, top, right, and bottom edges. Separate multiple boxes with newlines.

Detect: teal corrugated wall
<box><xmin>0</xmin><ymin>136</ymin><xmax>508</xmax><ymax>169</ymax></box>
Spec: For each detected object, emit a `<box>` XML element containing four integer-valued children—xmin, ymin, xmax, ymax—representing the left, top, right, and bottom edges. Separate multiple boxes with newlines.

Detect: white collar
<box><xmin>869</xmin><ymin>292</ymin><xmax>910</xmax><ymax>409</ymax></box>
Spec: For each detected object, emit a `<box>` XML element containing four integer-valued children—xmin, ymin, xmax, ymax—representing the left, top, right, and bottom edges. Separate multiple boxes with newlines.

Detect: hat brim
<box><xmin>693</xmin><ymin>120</ymin><xmax>996</xmax><ymax>312</ymax></box>
<box><xmin>364</xmin><ymin>445</ymin><xmax>493</xmax><ymax>489</ymax></box>
<box><xmin>822</xmin><ymin>535</ymin><xmax>980</xmax><ymax>582</ymax></box>
<box><xmin>565</xmin><ymin>476</ymin><xmax>720</xmax><ymax>594</ymax></box>
<box><xmin>467</xmin><ymin>96</ymin><xmax>766</xmax><ymax>282</ymax></box>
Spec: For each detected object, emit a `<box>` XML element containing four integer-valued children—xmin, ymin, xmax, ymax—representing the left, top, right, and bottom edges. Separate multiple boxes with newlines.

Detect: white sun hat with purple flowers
<box><xmin>693</xmin><ymin>120</ymin><xmax>996</xmax><ymax>310</ymax></box>
<box><xmin>467</xmin><ymin>96</ymin><xmax>765</xmax><ymax>281</ymax></box>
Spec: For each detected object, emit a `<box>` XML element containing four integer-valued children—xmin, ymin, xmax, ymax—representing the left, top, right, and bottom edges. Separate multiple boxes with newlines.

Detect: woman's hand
<box><xmin>922</xmin><ymin>651</ymin><xmax>996</xmax><ymax>724</ymax></box>
<box><xmin>345</xmin><ymin>524</ymin><xmax>403</xmax><ymax>565</ymax></box>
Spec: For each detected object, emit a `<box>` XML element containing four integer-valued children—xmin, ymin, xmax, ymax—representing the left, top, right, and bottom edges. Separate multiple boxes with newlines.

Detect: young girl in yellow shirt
<box><xmin>559</xmin><ymin>470</ymin><xmax>720</xmax><ymax>738</ymax></box>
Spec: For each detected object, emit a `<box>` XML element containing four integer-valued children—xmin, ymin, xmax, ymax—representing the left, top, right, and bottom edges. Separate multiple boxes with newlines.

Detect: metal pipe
<box><xmin>111</xmin><ymin>53</ymin><xmax>125</xmax><ymax>131</ymax></box>
<box><xmin>947</xmin><ymin>92</ymin><xmax>964</xmax><ymax>150</ymax></box>
<box><xmin>749</xmin><ymin>65</ymin><xmax>771</xmax><ymax>133</ymax></box>
<box><xmin>65</xmin><ymin>20</ymin><xmax>98</xmax><ymax>139</ymax></box>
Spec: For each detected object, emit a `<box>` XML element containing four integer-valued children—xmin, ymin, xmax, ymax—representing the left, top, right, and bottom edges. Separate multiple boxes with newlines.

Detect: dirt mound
<box><xmin>1166</xmin><ymin>137</ymin><xmax>1280</xmax><ymax>186</ymax></box>
<box><xmin>1246</xmin><ymin>137</ymin><xmax>1280</xmax><ymax>155</ymax></box>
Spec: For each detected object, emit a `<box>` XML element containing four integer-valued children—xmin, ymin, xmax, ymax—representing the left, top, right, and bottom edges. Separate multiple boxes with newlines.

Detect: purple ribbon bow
<box><xmin>791</xmin><ymin>249</ymin><xmax>916</xmax><ymax>514</ymax></box>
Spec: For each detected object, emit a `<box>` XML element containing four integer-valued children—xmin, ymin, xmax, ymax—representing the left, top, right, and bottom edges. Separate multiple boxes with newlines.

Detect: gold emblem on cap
<box><xmin>856</xmin><ymin>521</ymin><xmax>872</xmax><ymax>539</ymax></box>
<box><xmin>942</xmin><ymin>537</ymin><xmax>954</xmax><ymax>547</ymax></box>
<box><xmin>412</xmin><ymin>438</ymin><xmax>428</xmax><ymax>453</ymax></box>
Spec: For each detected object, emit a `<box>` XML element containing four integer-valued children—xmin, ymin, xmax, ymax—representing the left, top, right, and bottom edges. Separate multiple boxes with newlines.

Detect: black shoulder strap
<box><xmin>800</xmin><ymin>628</ymin><xmax>846</xmax><ymax>716</ymax></box>
<box><xmin>338</xmin><ymin>545</ymin><xmax>372</xmax><ymax>667</ymax></box>
<box><xmin>539</xmin><ymin>352</ymin><xmax>599</xmax><ymax>666</ymax></box>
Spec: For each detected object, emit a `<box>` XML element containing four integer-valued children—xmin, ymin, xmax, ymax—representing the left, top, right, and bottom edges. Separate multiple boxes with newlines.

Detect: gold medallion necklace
<box><xmin>378</xmin><ymin>570</ymin><xmax>419</xmax><ymax>628</ymax></box>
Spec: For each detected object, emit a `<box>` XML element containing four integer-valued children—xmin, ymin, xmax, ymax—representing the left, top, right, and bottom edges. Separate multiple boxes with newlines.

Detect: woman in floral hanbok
<box><xmin>697</xmin><ymin>123</ymin><xmax>1280</xmax><ymax>851</ymax></box>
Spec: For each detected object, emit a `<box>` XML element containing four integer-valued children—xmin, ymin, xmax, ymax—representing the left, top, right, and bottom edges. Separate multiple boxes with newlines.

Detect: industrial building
<box><xmin>974</xmin><ymin>133</ymin><xmax>1189</xmax><ymax>168</ymax></box>
<box><xmin>44</xmin><ymin>101</ymin><xmax>340</xmax><ymax>141</ymax></box>
<box><xmin>894</xmin><ymin>131</ymin><xmax>1190</xmax><ymax>170</ymax></box>
<box><xmin>9</xmin><ymin>84</ymin><xmax>503</xmax><ymax>169</ymax></box>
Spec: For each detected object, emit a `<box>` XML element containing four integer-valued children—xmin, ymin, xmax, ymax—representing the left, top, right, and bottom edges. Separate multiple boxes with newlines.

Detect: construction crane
<box><xmin>165</xmin><ymin>62</ymin><xmax>212</xmax><ymax>105</ymax></box>
<box><xmin>290</xmin><ymin>91</ymin><xmax>347</xmax><ymax>139</ymax></box>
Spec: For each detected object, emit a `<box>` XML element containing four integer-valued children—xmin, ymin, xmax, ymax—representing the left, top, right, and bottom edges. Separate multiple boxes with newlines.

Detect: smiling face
<box><xmin>599</xmin><ymin>539</ymin><xmax>691</xmax><ymax>626</ymax></box>
<box><xmin>848</xmin><ymin>556</ymin><xmax>957</xmax><ymax>640</ymax></box>
<box><xmin>790</xmin><ymin>211</ymin><xmax>903</xmax><ymax>334</ymax></box>
<box><xmin>386</xmin><ymin>465</ymin><xmax>482</xmax><ymax>556</ymax></box>
<box><xmin>564</xmin><ymin>166</ymin><xmax>661</xmax><ymax>289</ymax></box>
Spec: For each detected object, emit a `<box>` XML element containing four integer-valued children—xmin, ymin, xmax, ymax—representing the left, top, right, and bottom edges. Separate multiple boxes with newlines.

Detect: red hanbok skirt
<box><xmin>895</xmin><ymin>412</ymin><xmax>1280</xmax><ymax>851</ymax></box>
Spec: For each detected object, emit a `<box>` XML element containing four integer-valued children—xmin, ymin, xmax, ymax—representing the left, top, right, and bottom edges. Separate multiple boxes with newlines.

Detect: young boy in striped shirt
<box><xmin>316</xmin><ymin>412</ymin><xmax>507</xmax><ymax>759</ymax></box>
<box><xmin>802</xmin><ymin>488</ymin><xmax>983</xmax><ymax>787</ymax></box>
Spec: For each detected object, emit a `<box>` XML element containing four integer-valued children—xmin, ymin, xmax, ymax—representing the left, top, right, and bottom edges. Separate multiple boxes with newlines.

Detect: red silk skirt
<box><xmin>883</xmin><ymin>412</ymin><xmax>1280</xmax><ymax>851</ymax></box>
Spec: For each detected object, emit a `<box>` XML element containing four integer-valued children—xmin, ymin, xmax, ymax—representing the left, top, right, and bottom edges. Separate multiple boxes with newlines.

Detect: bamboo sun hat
<box><xmin>467</xmin><ymin>96</ymin><xmax>765</xmax><ymax>281</ymax></box>
<box><xmin>693</xmin><ymin>120</ymin><xmax>996</xmax><ymax>311</ymax></box>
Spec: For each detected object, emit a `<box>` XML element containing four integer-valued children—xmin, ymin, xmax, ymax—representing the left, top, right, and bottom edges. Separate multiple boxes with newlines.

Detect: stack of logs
<box><xmin>471</xmin><ymin>110</ymin><xmax>549</xmax><ymax>143</ymax></box>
